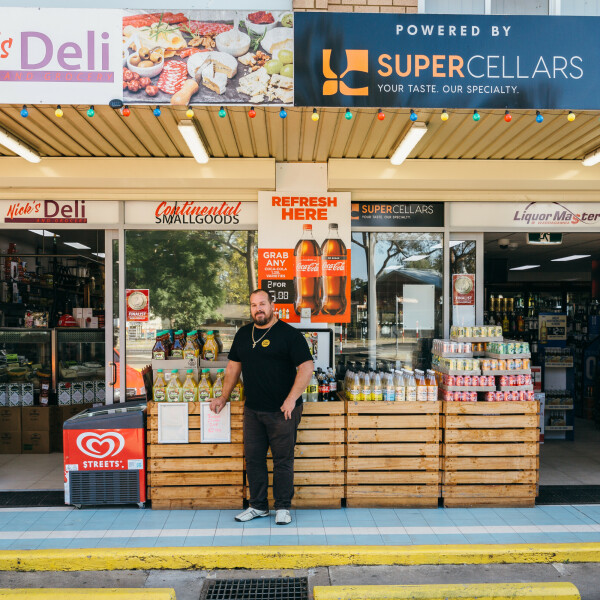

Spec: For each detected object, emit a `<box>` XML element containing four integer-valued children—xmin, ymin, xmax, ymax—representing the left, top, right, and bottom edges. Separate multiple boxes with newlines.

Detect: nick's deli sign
<box><xmin>294</xmin><ymin>13</ymin><xmax>600</xmax><ymax>109</ymax></box>
<box><xmin>2</xmin><ymin>200</ymin><xmax>120</xmax><ymax>225</ymax></box>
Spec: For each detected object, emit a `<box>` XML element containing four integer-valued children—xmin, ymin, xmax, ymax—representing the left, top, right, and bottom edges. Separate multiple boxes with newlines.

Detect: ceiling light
<box><xmin>390</xmin><ymin>122</ymin><xmax>427</xmax><ymax>166</ymax></box>
<box><xmin>64</xmin><ymin>242</ymin><xmax>91</xmax><ymax>250</ymax></box>
<box><xmin>510</xmin><ymin>265</ymin><xmax>540</xmax><ymax>271</ymax></box>
<box><xmin>29</xmin><ymin>230</ymin><xmax>58</xmax><ymax>237</ymax></box>
<box><xmin>404</xmin><ymin>254</ymin><xmax>428</xmax><ymax>262</ymax></box>
<box><xmin>92</xmin><ymin>252</ymin><xmax>105</xmax><ymax>258</ymax></box>
<box><xmin>582</xmin><ymin>149</ymin><xmax>600</xmax><ymax>166</ymax></box>
<box><xmin>0</xmin><ymin>126</ymin><xmax>41</xmax><ymax>163</ymax></box>
<box><xmin>551</xmin><ymin>254</ymin><xmax>591</xmax><ymax>262</ymax></box>
<box><xmin>177</xmin><ymin>120</ymin><xmax>209</xmax><ymax>164</ymax></box>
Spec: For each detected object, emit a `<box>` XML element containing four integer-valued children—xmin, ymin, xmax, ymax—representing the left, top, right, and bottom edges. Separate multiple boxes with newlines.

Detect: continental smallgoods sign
<box><xmin>294</xmin><ymin>13</ymin><xmax>600</xmax><ymax>109</ymax></box>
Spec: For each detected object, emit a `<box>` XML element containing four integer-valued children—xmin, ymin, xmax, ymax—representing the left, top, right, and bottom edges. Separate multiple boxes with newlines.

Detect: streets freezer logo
<box><xmin>76</xmin><ymin>431</ymin><xmax>125</xmax><ymax>459</ymax></box>
<box><xmin>513</xmin><ymin>201</ymin><xmax>600</xmax><ymax>226</ymax></box>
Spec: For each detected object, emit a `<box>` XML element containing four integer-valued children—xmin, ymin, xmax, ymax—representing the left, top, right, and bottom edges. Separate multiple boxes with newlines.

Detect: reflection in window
<box><xmin>343</xmin><ymin>232</ymin><xmax>443</xmax><ymax>372</ymax></box>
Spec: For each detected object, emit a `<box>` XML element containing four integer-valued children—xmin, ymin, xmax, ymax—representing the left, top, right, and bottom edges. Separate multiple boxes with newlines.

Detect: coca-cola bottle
<box><xmin>321</xmin><ymin>223</ymin><xmax>347</xmax><ymax>315</ymax></box>
<box><xmin>294</xmin><ymin>224</ymin><xmax>322</xmax><ymax>316</ymax></box>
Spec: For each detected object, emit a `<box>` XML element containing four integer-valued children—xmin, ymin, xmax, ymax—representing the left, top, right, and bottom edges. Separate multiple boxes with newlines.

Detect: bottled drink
<box><xmin>371</xmin><ymin>371</ymin><xmax>383</xmax><ymax>401</ymax></box>
<box><xmin>167</xmin><ymin>370</ymin><xmax>182</xmax><ymax>402</ymax></box>
<box><xmin>197</xmin><ymin>369</ymin><xmax>213</xmax><ymax>401</ymax></box>
<box><xmin>213</xmin><ymin>368</ymin><xmax>225</xmax><ymax>399</ymax></box>
<box><xmin>152</xmin><ymin>331</ymin><xmax>168</xmax><ymax>360</ymax></box>
<box><xmin>327</xmin><ymin>367</ymin><xmax>337</xmax><ymax>401</ymax></box>
<box><xmin>394</xmin><ymin>370</ymin><xmax>406</xmax><ymax>401</ymax></box>
<box><xmin>349</xmin><ymin>372</ymin><xmax>360</xmax><ymax>401</ymax></box>
<box><xmin>307</xmin><ymin>372</ymin><xmax>318</xmax><ymax>402</ymax></box>
<box><xmin>153</xmin><ymin>369</ymin><xmax>167</xmax><ymax>402</ymax></box>
<box><xmin>230</xmin><ymin>378</ymin><xmax>243</xmax><ymax>402</ymax></box>
<box><xmin>540</xmin><ymin>320</ymin><xmax>548</xmax><ymax>344</ymax></box>
<box><xmin>416</xmin><ymin>370</ymin><xmax>428</xmax><ymax>402</ymax></box>
<box><xmin>426</xmin><ymin>370</ymin><xmax>438</xmax><ymax>402</ymax></box>
<box><xmin>405</xmin><ymin>370</ymin><xmax>417</xmax><ymax>402</ymax></box>
<box><xmin>294</xmin><ymin>224</ymin><xmax>322</xmax><ymax>316</ymax></box>
<box><xmin>361</xmin><ymin>371</ymin><xmax>371</xmax><ymax>401</ymax></box>
<box><xmin>171</xmin><ymin>330</ymin><xmax>185</xmax><ymax>358</ymax></box>
<box><xmin>319</xmin><ymin>369</ymin><xmax>330</xmax><ymax>402</ymax></box>
<box><xmin>320</xmin><ymin>223</ymin><xmax>347</xmax><ymax>316</ymax></box>
<box><xmin>183</xmin><ymin>331</ymin><xmax>198</xmax><ymax>359</ymax></box>
<box><xmin>213</xmin><ymin>330</ymin><xmax>224</xmax><ymax>353</ymax></box>
<box><xmin>182</xmin><ymin>369</ymin><xmax>197</xmax><ymax>402</ymax></box>
<box><xmin>202</xmin><ymin>331</ymin><xmax>219</xmax><ymax>361</ymax></box>
<box><xmin>383</xmin><ymin>373</ymin><xmax>395</xmax><ymax>402</ymax></box>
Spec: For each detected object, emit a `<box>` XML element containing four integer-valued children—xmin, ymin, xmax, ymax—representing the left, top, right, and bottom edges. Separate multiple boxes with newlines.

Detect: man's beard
<box><xmin>252</xmin><ymin>308</ymin><xmax>272</xmax><ymax>326</ymax></box>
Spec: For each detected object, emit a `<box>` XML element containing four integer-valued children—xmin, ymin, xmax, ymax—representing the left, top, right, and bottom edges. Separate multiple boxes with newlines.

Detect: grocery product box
<box><xmin>22</xmin><ymin>406</ymin><xmax>55</xmax><ymax>431</ymax></box>
<box><xmin>83</xmin><ymin>381</ymin><xmax>95</xmax><ymax>404</ymax></box>
<box><xmin>82</xmin><ymin>308</ymin><xmax>93</xmax><ymax>321</ymax></box>
<box><xmin>8</xmin><ymin>384</ymin><xmax>20</xmax><ymax>407</ymax></box>
<box><xmin>58</xmin><ymin>382</ymin><xmax>72</xmax><ymax>406</ymax></box>
<box><xmin>0</xmin><ymin>431</ymin><xmax>21</xmax><ymax>454</ymax></box>
<box><xmin>0</xmin><ymin>384</ymin><xmax>7</xmax><ymax>407</ymax></box>
<box><xmin>0</xmin><ymin>407</ymin><xmax>21</xmax><ymax>432</ymax></box>
<box><xmin>71</xmin><ymin>382</ymin><xmax>84</xmax><ymax>405</ymax></box>
<box><xmin>95</xmin><ymin>381</ymin><xmax>106</xmax><ymax>403</ymax></box>
<box><xmin>22</xmin><ymin>430</ymin><xmax>50</xmax><ymax>454</ymax></box>
<box><xmin>87</xmin><ymin>317</ymin><xmax>99</xmax><ymax>329</ymax></box>
<box><xmin>21</xmin><ymin>383</ymin><xmax>34</xmax><ymax>407</ymax></box>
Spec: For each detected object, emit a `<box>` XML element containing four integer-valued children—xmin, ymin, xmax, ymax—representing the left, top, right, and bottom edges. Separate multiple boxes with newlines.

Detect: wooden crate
<box><xmin>245</xmin><ymin>402</ymin><xmax>346</xmax><ymax>509</ymax></box>
<box><xmin>441</xmin><ymin>401</ymin><xmax>540</xmax><ymax>508</ymax></box>
<box><xmin>147</xmin><ymin>401</ymin><xmax>245</xmax><ymax>509</ymax></box>
<box><xmin>345</xmin><ymin>401</ymin><xmax>441</xmax><ymax>508</ymax></box>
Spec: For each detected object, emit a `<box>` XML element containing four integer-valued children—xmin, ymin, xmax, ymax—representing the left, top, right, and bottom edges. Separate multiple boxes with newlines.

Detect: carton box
<box><xmin>21</xmin><ymin>383</ymin><xmax>34</xmax><ymax>407</ymax></box>
<box><xmin>22</xmin><ymin>430</ymin><xmax>50</xmax><ymax>454</ymax></box>
<box><xmin>58</xmin><ymin>382</ymin><xmax>72</xmax><ymax>406</ymax></box>
<box><xmin>0</xmin><ymin>431</ymin><xmax>21</xmax><ymax>454</ymax></box>
<box><xmin>8</xmin><ymin>384</ymin><xmax>20</xmax><ymax>407</ymax></box>
<box><xmin>73</xmin><ymin>308</ymin><xmax>84</xmax><ymax>319</ymax></box>
<box><xmin>71</xmin><ymin>382</ymin><xmax>84</xmax><ymax>405</ymax></box>
<box><xmin>83</xmin><ymin>381</ymin><xmax>95</xmax><ymax>403</ymax></box>
<box><xmin>82</xmin><ymin>308</ymin><xmax>93</xmax><ymax>321</ymax></box>
<box><xmin>22</xmin><ymin>406</ymin><xmax>54</xmax><ymax>431</ymax></box>
<box><xmin>0</xmin><ymin>384</ymin><xmax>7</xmax><ymax>407</ymax></box>
<box><xmin>0</xmin><ymin>407</ymin><xmax>21</xmax><ymax>432</ymax></box>
<box><xmin>95</xmin><ymin>381</ymin><xmax>106</xmax><ymax>403</ymax></box>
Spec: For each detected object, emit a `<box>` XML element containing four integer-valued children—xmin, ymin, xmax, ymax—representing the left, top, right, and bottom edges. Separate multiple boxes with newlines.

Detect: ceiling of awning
<box><xmin>1</xmin><ymin>104</ymin><xmax>599</xmax><ymax>162</ymax></box>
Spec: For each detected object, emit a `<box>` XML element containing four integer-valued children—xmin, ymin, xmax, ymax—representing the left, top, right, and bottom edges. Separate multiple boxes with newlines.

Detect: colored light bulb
<box><xmin>186</xmin><ymin>107</ymin><xmax>194</xmax><ymax>118</ymax></box>
<box><xmin>20</xmin><ymin>105</ymin><xmax>28</xmax><ymax>118</ymax></box>
<box><xmin>377</xmin><ymin>109</ymin><xmax>385</xmax><ymax>121</ymax></box>
<box><xmin>345</xmin><ymin>109</ymin><xmax>352</xmax><ymax>120</ymax></box>
<box><xmin>441</xmin><ymin>110</ymin><xmax>449</xmax><ymax>121</ymax></box>
<box><xmin>87</xmin><ymin>106</ymin><xmax>95</xmax><ymax>118</ymax></box>
<box><xmin>536</xmin><ymin>110</ymin><xmax>543</xmax><ymax>123</ymax></box>
<box><xmin>218</xmin><ymin>106</ymin><xmax>226</xmax><ymax>118</ymax></box>
<box><xmin>311</xmin><ymin>108</ymin><xmax>319</xmax><ymax>122</ymax></box>
<box><xmin>279</xmin><ymin>108</ymin><xmax>287</xmax><ymax>119</ymax></box>
<box><xmin>567</xmin><ymin>111</ymin><xmax>575</xmax><ymax>122</ymax></box>
<box><xmin>248</xmin><ymin>107</ymin><xmax>256</xmax><ymax>118</ymax></box>
<box><xmin>472</xmin><ymin>110</ymin><xmax>480</xmax><ymax>122</ymax></box>
<box><xmin>55</xmin><ymin>105</ymin><xmax>63</xmax><ymax>118</ymax></box>
<box><xmin>153</xmin><ymin>106</ymin><xmax>161</xmax><ymax>117</ymax></box>
<box><xmin>409</xmin><ymin>109</ymin><xmax>417</xmax><ymax>122</ymax></box>
<box><xmin>122</xmin><ymin>106</ymin><xmax>130</xmax><ymax>117</ymax></box>
<box><xmin>504</xmin><ymin>110</ymin><xmax>512</xmax><ymax>122</ymax></box>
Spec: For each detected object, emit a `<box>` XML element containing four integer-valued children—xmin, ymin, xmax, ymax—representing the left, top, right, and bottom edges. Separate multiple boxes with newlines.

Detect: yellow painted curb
<box><xmin>0</xmin><ymin>543</ymin><xmax>599</xmax><ymax>571</ymax></box>
<box><xmin>313</xmin><ymin>582</ymin><xmax>580</xmax><ymax>600</ymax></box>
<box><xmin>0</xmin><ymin>590</ymin><xmax>175</xmax><ymax>600</ymax></box>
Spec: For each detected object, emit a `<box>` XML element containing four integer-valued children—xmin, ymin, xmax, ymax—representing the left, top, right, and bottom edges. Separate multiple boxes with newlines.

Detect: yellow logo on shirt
<box><xmin>262</xmin><ymin>339</ymin><xmax>270</xmax><ymax>347</ymax></box>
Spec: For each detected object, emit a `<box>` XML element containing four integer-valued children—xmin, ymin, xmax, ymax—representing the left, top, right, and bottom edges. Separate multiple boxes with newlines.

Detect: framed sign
<box><xmin>157</xmin><ymin>402</ymin><xmax>189</xmax><ymax>444</ymax></box>
<box><xmin>201</xmin><ymin>401</ymin><xmax>231</xmax><ymax>443</ymax></box>
<box><xmin>126</xmin><ymin>289</ymin><xmax>149</xmax><ymax>322</ymax></box>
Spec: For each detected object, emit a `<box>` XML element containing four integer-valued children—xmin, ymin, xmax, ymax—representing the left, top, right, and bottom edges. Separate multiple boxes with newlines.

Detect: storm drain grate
<box><xmin>202</xmin><ymin>577</ymin><xmax>308</xmax><ymax>600</ymax></box>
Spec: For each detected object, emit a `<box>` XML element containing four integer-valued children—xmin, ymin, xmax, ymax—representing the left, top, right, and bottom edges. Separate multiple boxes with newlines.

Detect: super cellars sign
<box><xmin>294</xmin><ymin>13</ymin><xmax>600</xmax><ymax>109</ymax></box>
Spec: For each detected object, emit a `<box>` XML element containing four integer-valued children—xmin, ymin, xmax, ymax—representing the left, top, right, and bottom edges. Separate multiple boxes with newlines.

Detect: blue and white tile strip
<box><xmin>0</xmin><ymin>505</ymin><xmax>599</xmax><ymax>550</ymax></box>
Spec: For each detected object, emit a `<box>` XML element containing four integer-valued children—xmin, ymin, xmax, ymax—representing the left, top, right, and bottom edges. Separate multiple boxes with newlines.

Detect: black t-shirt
<box><xmin>228</xmin><ymin>320</ymin><xmax>313</xmax><ymax>412</ymax></box>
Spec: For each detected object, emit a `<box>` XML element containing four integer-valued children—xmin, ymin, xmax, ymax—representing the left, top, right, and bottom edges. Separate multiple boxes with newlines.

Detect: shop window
<box><xmin>421</xmin><ymin>0</ymin><xmax>485</xmax><ymax>13</ymax></box>
<box><xmin>491</xmin><ymin>0</ymin><xmax>549</xmax><ymax>13</ymax></box>
<box><xmin>342</xmin><ymin>232</ymin><xmax>443</xmax><ymax>371</ymax></box>
<box><xmin>124</xmin><ymin>230</ymin><xmax>258</xmax><ymax>391</ymax></box>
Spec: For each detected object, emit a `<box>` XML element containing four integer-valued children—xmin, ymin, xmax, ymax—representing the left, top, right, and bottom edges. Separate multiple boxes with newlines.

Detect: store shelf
<box><xmin>473</xmin><ymin>351</ymin><xmax>487</xmax><ymax>357</ymax></box>
<box><xmin>432</xmin><ymin>352</ymin><xmax>473</xmax><ymax>359</ymax></box>
<box><xmin>440</xmin><ymin>384</ymin><xmax>495</xmax><ymax>392</ymax></box>
<box><xmin>450</xmin><ymin>336</ymin><xmax>503</xmax><ymax>343</ymax></box>
<box><xmin>546</xmin><ymin>405</ymin><xmax>573</xmax><ymax>410</ymax></box>
<box><xmin>486</xmin><ymin>352</ymin><xmax>531</xmax><ymax>360</ymax></box>
<box><xmin>481</xmin><ymin>369</ymin><xmax>530</xmax><ymax>376</ymax></box>
<box><xmin>545</xmin><ymin>425</ymin><xmax>573</xmax><ymax>431</ymax></box>
<box><xmin>544</xmin><ymin>361</ymin><xmax>574</xmax><ymax>368</ymax></box>
<box><xmin>434</xmin><ymin>367</ymin><xmax>481</xmax><ymax>376</ymax></box>
<box><xmin>498</xmin><ymin>385</ymin><xmax>534</xmax><ymax>391</ymax></box>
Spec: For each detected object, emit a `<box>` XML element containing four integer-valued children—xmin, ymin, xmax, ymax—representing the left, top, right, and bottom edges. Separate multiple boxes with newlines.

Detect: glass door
<box><xmin>105</xmin><ymin>230</ymin><xmax>125</xmax><ymax>403</ymax></box>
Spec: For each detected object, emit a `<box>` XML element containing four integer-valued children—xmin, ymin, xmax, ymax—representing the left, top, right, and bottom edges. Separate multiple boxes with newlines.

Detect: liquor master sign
<box><xmin>294</xmin><ymin>13</ymin><xmax>600</xmax><ymax>109</ymax></box>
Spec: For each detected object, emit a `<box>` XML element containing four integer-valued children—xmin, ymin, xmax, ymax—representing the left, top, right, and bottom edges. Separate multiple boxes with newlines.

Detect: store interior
<box><xmin>484</xmin><ymin>231</ymin><xmax>600</xmax><ymax>486</ymax></box>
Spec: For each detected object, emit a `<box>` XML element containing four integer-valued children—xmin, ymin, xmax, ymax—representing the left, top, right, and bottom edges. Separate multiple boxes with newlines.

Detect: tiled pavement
<box><xmin>0</xmin><ymin>504</ymin><xmax>599</xmax><ymax>550</ymax></box>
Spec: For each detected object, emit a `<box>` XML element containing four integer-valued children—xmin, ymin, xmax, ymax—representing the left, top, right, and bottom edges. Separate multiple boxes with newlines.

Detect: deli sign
<box><xmin>1</xmin><ymin>200</ymin><xmax>120</xmax><ymax>225</ymax></box>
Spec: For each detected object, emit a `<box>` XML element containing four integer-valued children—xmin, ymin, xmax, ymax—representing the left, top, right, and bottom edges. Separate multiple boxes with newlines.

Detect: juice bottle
<box><xmin>166</xmin><ymin>370</ymin><xmax>182</xmax><ymax>402</ymax></box>
<box><xmin>371</xmin><ymin>371</ymin><xmax>383</xmax><ymax>401</ymax></box>
<box><xmin>426</xmin><ymin>370</ymin><xmax>438</xmax><ymax>402</ymax></box>
<box><xmin>394</xmin><ymin>370</ymin><xmax>406</xmax><ymax>401</ymax></box>
<box><xmin>230</xmin><ymin>378</ymin><xmax>244</xmax><ymax>402</ymax></box>
<box><xmin>213</xmin><ymin>368</ymin><xmax>225</xmax><ymax>398</ymax></box>
<box><xmin>349</xmin><ymin>372</ymin><xmax>360</xmax><ymax>401</ymax></box>
<box><xmin>202</xmin><ymin>331</ymin><xmax>219</xmax><ymax>361</ymax></box>
<box><xmin>183</xmin><ymin>331</ymin><xmax>198</xmax><ymax>359</ymax></box>
<box><xmin>182</xmin><ymin>369</ymin><xmax>197</xmax><ymax>402</ymax></box>
<box><xmin>213</xmin><ymin>330</ymin><xmax>224</xmax><ymax>353</ymax></box>
<box><xmin>383</xmin><ymin>373</ymin><xmax>395</xmax><ymax>401</ymax></box>
<box><xmin>171</xmin><ymin>330</ymin><xmax>185</xmax><ymax>358</ymax></box>
<box><xmin>416</xmin><ymin>370</ymin><xmax>428</xmax><ymax>402</ymax></box>
<box><xmin>405</xmin><ymin>370</ymin><xmax>417</xmax><ymax>402</ymax></box>
<box><xmin>361</xmin><ymin>371</ymin><xmax>371</xmax><ymax>401</ymax></box>
<box><xmin>152</xmin><ymin>331</ymin><xmax>167</xmax><ymax>360</ymax></box>
<box><xmin>153</xmin><ymin>369</ymin><xmax>167</xmax><ymax>402</ymax></box>
<box><xmin>197</xmin><ymin>369</ymin><xmax>213</xmax><ymax>401</ymax></box>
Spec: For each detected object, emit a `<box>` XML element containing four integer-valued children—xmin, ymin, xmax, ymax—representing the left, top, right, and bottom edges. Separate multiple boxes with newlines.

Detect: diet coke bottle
<box><xmin>321</xmin><ymin>223</ymin><xmax>347</xmax><ymax>315</ymax></box>
<box><xmin>294</xmin><ymin>224</ymin><xmax>321</xmax><ymax>316</ymax></box>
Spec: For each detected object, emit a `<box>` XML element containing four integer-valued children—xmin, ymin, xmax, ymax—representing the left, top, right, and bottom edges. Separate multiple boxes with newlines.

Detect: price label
<box><xmin>263</xmin><ymin>279</ymin><xmax>294</xmax><ymax>305</ymax></box>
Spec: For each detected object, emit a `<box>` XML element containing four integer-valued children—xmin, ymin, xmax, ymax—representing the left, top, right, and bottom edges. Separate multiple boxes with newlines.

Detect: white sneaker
<box><xmin>234</xmin><ymin>507</ymin><xmax>269</xmax><ymax>522</ymax></box>
<box><xmin>275</xmin><ymin>509</ymin><xmax>292</xmax><ymax>525</ymax></box>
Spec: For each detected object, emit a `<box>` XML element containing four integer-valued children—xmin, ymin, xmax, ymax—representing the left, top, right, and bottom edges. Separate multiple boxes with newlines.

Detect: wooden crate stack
<box><xmin>147</xmin><ymin>401</ymin><xmax>245</xmax><ymax>509</ymax></box>
<box><xmin>345</xmin><ymin>401</ymin><xmax>441</xmax><ymax>508</ymax></box>
<box><xmin>442</xmin><ymin>400</ymin><xmax>539</xmax><ymax>508</ymax></box>
<box><xmin>245</xmin><ymin>401</ymin><xmax>346</xmax><ymax>508</ymax></box>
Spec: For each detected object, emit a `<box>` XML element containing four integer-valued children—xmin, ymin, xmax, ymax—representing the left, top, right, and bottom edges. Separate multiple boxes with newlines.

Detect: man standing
<box><xmin>210</xmin><ymin>289</ymin><xmax>314</xmax><ymax>525</ymax></box>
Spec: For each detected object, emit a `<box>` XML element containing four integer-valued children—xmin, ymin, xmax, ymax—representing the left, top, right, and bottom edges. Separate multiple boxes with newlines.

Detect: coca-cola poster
<box><xmin>258</xmin><ymin>192</ymin><xmax>351</xmax><ymax>323</ymax></box>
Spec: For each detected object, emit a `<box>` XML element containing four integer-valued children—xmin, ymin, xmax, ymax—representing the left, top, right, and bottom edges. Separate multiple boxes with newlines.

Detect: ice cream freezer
<box><xmin>63</xmin><ymin>401</ymin><xmax>147</xmax><ymax>508</ymax></box>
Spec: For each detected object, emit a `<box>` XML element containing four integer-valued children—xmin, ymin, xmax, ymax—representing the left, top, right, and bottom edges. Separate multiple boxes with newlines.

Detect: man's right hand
<box><xmin>210</xmin><ymin>395</ymin><xmax>227</xmax><ymax>414</ymax></box>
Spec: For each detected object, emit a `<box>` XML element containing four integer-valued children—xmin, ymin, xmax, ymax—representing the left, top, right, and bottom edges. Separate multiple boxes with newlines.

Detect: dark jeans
<box><xmin>244</xmin><ymin>404</ymin><xmax>303</xmax><ymax>511</ymax></box>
